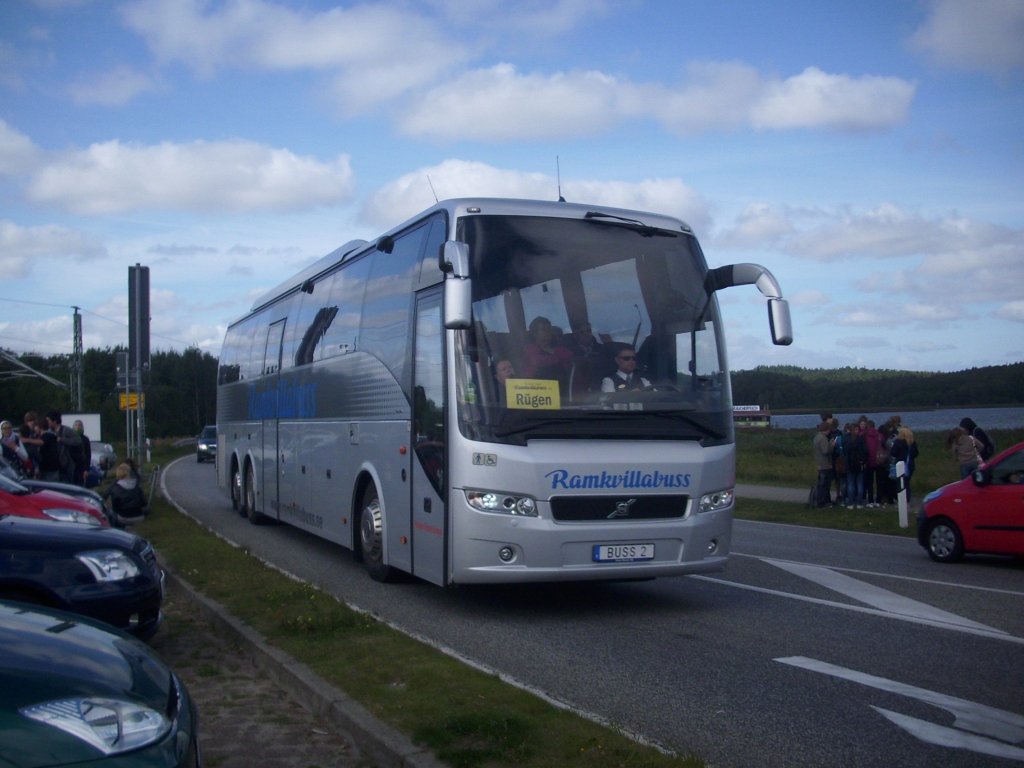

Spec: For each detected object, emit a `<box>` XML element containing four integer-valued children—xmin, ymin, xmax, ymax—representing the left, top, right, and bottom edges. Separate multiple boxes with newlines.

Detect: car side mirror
<box><xmin>971</xmin><ymin>468</ymin><xmax>989</xmax><ymax>487</ymax></box>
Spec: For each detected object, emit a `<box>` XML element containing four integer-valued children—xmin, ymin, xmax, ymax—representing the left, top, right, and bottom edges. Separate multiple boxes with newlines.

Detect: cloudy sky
<box><xmin>1</xmin><ymin>0</ymin><xmax>1022</xmax><ymax>374</ymax></box>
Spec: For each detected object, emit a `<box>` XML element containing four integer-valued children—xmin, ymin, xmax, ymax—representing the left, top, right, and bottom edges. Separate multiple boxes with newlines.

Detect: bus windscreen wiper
<box><xmin>583</xmin><ymin>211</ymin><xmax>673</xmax><ymax>237</ymax></box>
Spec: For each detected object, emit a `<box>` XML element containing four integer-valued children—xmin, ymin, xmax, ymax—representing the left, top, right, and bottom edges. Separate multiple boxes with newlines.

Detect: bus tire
<box><xmin>231</xmin><ymin>461</ymin><xmax>244</xmax><ymax>514</ymax></box>
<box><xmin>358</xmin><ymin>488</ymin><xmax>392</xmax><ymax>582</ymax></box>
<box><xmin>243</xmin><ymin>463</ymin><xmax>266</xmax><ymax>525</ymax></box>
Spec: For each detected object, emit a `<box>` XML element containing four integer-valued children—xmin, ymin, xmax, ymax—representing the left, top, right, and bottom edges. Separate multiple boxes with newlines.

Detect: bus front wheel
<box><xmin>359</xmin><ymin>489</ymin><xmax>392</xmax><ymax>582</ymax></box>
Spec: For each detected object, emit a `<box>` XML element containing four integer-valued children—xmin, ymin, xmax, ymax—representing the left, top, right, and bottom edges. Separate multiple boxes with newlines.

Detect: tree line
<box><xmin>0</xmin><ymin>347</ymin><xmax>218</xmax><ymax>440</ymax></box>
<box><xmin>2</xmin><ymin>349</ymin><xmax>1020</xmax><ymax>439</ymax></box>
<box><xmin>731</xmin><ymin>363</ymin><xmax>1024</xmax><ymax>412</ymax></box>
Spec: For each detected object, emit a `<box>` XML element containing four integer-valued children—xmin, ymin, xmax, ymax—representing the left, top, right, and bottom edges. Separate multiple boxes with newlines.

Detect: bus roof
<box><xmin>243</xmin><ymin>197</ymin><xmax>694</xmax><ymax>317</ymax></box>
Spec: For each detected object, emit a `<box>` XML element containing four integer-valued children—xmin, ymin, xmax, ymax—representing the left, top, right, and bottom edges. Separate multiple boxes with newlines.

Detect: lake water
<box><xmin>771</xmin><ymin>406</ymin><xmax>1024</xmax><ymax>431</ymax></box>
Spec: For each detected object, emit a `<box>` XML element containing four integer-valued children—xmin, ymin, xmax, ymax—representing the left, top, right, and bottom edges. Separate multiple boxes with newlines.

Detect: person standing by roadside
<box><xmin>845</xmin><ymin>422</ymin><xmax>868</xmax><ymax>508</ymax></box>
<box><xmin>946</xmin><ymin>426</ymin><xmax>982</xmax><ymax>479</ymax></box>
<box><xmin>828</xmin><ymin>418</ymin><xmax>845</xmax><ymax>506</ymax></box>
<box><xmin>862</xmin><ymin>418</ymin><xmax>883</xmax><ymax>507</ymax></box>
<box><xmin>959</xmin><ymin>417</ymin><xmax>995</xmax><ymax>462</ymax></box>
<box><xmin>72</xmin><ymin>419</ymin><xmax>92</xmax><ymax>486</ymax></box>
<box><xmin>813</xmin><ymin>421</ymin><xmax>833</xmax><ymax>507</ymax></box>
<box><xmin>890</xmin><ymin>425</ymin><xmax>919</xmax><ymax>503</ymax></box>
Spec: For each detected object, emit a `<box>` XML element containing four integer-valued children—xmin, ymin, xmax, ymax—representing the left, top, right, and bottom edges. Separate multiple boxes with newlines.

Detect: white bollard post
<box><xmin>895</xmin><ymin>460</ymin><xmax>908</xmax><ymax>528</ymax></box>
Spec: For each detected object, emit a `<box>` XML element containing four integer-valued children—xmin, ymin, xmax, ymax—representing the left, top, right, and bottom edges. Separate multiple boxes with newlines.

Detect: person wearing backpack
<box><xmin>960</xmin><ymin>417</ymin><xmax>996</xmax><ymax>462</ymax></box>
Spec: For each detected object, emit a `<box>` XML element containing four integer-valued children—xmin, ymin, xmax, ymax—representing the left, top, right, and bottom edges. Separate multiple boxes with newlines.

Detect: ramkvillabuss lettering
<box><xmin>545</xmin><ymin>468</ymin><xmax>691</xmax><ymax>490</ymax></box>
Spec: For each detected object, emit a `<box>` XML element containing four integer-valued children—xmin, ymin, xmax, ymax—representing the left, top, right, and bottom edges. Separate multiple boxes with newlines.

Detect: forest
<box><xmin>730</xmin><ymin>363</ymin><xmax>1024</xmax><ymax>412</ymax></box>
<box><xmin>0</xmin><ymin>347</ymin><xmax>218</xmax><ymax>440</ymax></box>
<box><xmin>1</xmin><ymin>348</ymin><xmax>1021</xmax><ymax>440</ymax></box>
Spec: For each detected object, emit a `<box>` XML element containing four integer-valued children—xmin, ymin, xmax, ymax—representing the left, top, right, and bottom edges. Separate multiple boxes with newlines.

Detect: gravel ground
<box><xmin>149</xmin><ymin>579</ymin><xmax>376</xmax><ymax>768</ymax></box>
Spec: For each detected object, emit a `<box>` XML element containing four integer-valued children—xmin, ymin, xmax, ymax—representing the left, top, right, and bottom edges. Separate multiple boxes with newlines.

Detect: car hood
<box><xmin>0</xmin><ymin>601</ymin><xmax>174</xmax><ymax>766</ymax></box>
<box><xmin>0</xmin><ymin>515</ymin><xmax>136</xmax><ymax>547</ymax></box>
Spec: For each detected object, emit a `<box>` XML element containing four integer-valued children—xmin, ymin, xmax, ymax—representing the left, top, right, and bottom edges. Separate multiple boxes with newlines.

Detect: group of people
<box><xmin>813</xmin><ymin>413</ymin><xmax>919</xmax><ymax>509</ymax></box>
<box><xmin>493</xmin><ymin>316</ymin><xmax>652</xmax><ymax>400</ymax></box>
<box><xmin>1</xmin><ymin>409</ymin><xmax>148</xmax><ymax>521</ymax></box>
<box><xmin>1</xmin><ymin>410</ymin><xmax>92</xmax><ymax>486</ymax></box>
<box><xmin>813</xmin><ymin>412</ymin><xmax>997</xmax><ymax>509</ymax></box>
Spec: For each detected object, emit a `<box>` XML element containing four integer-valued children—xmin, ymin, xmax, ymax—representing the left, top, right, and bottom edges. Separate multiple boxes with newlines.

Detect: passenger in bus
<box><xmin>522</xmin><ymin>316</ymin><xmax>572</xmax><ymax>380</ymax></box>
<box><xmin>565</xmin><ymin>322</ymin><xmax>613</xmax><ymax>395</ymax></box>
<box><xmin>601</xmin><ymin>346</ymin><xmax>651</xmax><ymax>392</ymax></box>
<box><xmin>494</xmin><ymin>359</ymin><xmax>515</xmax><ymax>406</ymax></box>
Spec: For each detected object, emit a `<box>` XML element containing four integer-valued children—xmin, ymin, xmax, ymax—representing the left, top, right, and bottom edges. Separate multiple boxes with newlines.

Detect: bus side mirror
<box><xmin>441</xmin><ymin>241</ymin><xmax>472</xmax><ymax>329</ymax></box>
<box><xmin>768</xmin><ymin>298</ymin><xmax>793</xmax><ymax>346</ymax></box>
<box><xmin>706</xmin><ymin>263</ymin><xmax>794</xmax><ymax>346</ymax></box>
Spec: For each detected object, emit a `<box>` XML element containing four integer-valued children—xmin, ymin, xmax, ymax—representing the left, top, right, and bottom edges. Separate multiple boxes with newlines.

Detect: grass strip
<box><xmin>137</xmin><ymin>451</ymin><xmax>704</xmax><ymax>768</ymax></box>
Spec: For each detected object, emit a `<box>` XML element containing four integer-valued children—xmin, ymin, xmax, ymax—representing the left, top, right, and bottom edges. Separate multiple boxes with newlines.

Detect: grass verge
<box><xmin>137</xmin><ymin>447</ymin><xmax>703</xmax><ymax>768</ymax></box>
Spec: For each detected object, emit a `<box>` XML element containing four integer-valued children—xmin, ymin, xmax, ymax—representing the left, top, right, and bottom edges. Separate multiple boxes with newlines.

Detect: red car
<box><xmin>0</xmin><ymin>472</ymin><xmax>109</xmax><ymax>526</ymax></box>
<box><xmin>918</xmin><ymin>441</ymin><xmax>1024</xmax><ymax>562</ymax></box>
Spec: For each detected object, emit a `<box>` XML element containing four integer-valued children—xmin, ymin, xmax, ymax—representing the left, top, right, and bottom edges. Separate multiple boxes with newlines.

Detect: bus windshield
<box><xmin>455</xmin><ymin>214</ymin><xmax>733</xmax><ymax>446</ymax></box>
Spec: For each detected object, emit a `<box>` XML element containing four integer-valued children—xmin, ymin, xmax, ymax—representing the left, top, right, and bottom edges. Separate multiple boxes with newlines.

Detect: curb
<box><xmin>161</xmin><ymin>562</ymin><xmax>446</xmax><ymax>768</ymax></box>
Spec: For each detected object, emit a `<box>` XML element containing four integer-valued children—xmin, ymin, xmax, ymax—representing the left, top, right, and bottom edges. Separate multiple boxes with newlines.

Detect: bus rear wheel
<box><xmin>358</xmin><ymin>489</ymin><xmax>392</xmax><ymax>582</ymax></box>
<box><xmin>231</xmin><ymin>463</ymin><xmax>243</xmax><ymax>514</ymax></box>
<box><xmin>243</xmin><ymin>463</ymin><xmax>265</xmax><ymax>525</ymax></box>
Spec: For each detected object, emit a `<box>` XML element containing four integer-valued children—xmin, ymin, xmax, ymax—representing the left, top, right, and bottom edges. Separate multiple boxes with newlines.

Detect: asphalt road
<box><xmin>164</xmin><ymin>458</ymin><xmax>1024</xmax><ymax>767</ymax></box>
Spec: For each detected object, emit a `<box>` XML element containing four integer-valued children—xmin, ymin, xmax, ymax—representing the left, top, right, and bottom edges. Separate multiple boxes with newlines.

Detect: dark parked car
<box><xmin>196</xmin><ymin>425</ymin><xmax>217</xmax><ymax>463</ymax></box>
<box><xmin>0</xmin><ymin>515</ymin><xmax>164</xmax><ymax>638</ymax></box>
<box><xmin>0</xmin><ymin>471</ymin><xmax>109</xmax><ymax>526</ymax></box>
<box><xmin>918</xmin><ymin>441</ymin><xmax>1024</xmax><ymax>562</ymax></box>
<box><xmin>0</xmin><ymin>600</ymin><xmax>199</xmax><ymax>766</ymax></box>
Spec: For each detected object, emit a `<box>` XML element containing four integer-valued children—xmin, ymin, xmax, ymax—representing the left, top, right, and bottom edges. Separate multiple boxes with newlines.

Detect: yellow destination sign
<box><xmin>505</xmin><ymin>378</ymin><xmax>560</xmax><ymax>410</ymax></box>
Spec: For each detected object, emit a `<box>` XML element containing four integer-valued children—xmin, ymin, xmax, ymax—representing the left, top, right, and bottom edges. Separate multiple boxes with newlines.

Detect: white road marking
<box><xmin>776</xmin><ymin>656</ymin><xmax>1024</xmax><ymax>761</ymax></box>
<box><xmin>873</xmin><ymin>708</ymin><xmax>1024</xmax><ymax>761</ymax></box>
<box><xmin>761</xmin><ymin>557</ymin><xmax>1000</xmax><ymax>632</ymax></box>
<box><xmin>690</xmin><ymin>575</ymin><xmax>1024</xmax><ymax>645</ymax></box>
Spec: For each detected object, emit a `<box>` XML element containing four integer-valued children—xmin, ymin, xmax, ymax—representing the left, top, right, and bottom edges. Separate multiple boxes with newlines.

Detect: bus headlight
<box><xmin>465</xmin><ymin>490</ymin><xmax>538</xmax><ymax>517</ymax></box>
<box><xmin>698</xmin><ymin>488</ymin><xmax>734</xmax><ymax>514</ymax></box>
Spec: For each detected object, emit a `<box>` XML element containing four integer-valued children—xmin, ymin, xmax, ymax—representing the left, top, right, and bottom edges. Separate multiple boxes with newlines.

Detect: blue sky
<box><xmin>1</xmin><ymin>0</ymin><xmax>1022</xmax><ymax>373</ymax></box>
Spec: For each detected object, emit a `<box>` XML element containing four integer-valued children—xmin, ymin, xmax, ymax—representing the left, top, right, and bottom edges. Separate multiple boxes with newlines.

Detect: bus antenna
<box><xmin>427</xmin><ymin>175</ymin><xmax>439</xmax><ymax>204</ymax></box>
<box><xmin>556</xmin><ymin>156</ymin><xmax>566</xmax><ymax>202</ymax></box>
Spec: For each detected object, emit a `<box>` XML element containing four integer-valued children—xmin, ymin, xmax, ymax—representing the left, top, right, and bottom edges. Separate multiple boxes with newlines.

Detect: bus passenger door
<box><xmin>261</xmin><ymin>319</ymin><xmax>286</xmax><ymax>520</ymax></box>
<box><xmin>411</xmin><ymin>290</ymin><xmax>447</xmax><ymax>585</ymax></box>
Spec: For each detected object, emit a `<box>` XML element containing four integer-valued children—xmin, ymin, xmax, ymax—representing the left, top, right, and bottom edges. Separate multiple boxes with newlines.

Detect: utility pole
<box><xmin>71</xmin><ymin>306</ymin><xmax>83</xmax><ymax>411</ymax></box>
<box><xmin>128</xmin><ymin>265</ymin><xmax>150</xmax><ymax>468</ymax></box>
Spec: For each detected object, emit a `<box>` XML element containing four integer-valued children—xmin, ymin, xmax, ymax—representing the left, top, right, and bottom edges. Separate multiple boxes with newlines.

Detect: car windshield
<box><xmin>453</xmin><ymin>214</ymin><xmax>732</xmax><ymax>446</ymax></box>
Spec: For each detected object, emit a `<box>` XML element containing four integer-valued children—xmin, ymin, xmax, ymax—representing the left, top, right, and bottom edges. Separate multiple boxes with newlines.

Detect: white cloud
<box><xmin>909</xmin><ymin>0</ymin><xmax>1024</xmax><ymax>74</ymax></box>
<box><xmin>750</xmin><ymin>67</ymin><xmax>915</xmax><ymax>132</ymax></box>
<box><xmin>714</xmin><ymin>203</ymin><xmax>795</xmax><ymax>249</ymax></box>
<box><xmin>997</xmin><ymin>300</ymin><xmax>1024</xmax><ymax>322</ymax></box>
<box><xmin>397</xmin><ymin>61</ymin><xmax>915</xmax><ymax>142</ymax></box>
<box><xmin>399</xmin><ymin>65</ymin><xmax>620</xmax><ymax>141</ymax></box>
<box><xmin>361</xmin><ymin>159</ymin><xmax>710</xmax><ymax>234</ymax></box>
<box><xmin>122</xmin><ymin>0</ymin><xmax>467</xmax><ymax>110</ymax></box>
<box><xmin>67</xmin><ymin>66</ymin><xmax>158</xmax><ymax>106</ymax></box>
<box><xmin>0</xmin><ymin>220</ymin><xmax>107</xmax><ymax>279</ymax></box>
<box><xmin>0</xmin><ymin>120</ymin><xmax>42</xmax><ymax>176</ymax></box>
<box><xmin>27</xmin><ymin>139</ymin><xmax>355</xmax><ymax>215</ymax></box>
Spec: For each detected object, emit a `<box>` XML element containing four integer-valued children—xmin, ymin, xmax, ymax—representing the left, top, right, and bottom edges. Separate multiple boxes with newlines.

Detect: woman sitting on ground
<box><xmin>103</xmin><ymin>461</ymin><xmax>148</xmax><ymax>522</ymax></box>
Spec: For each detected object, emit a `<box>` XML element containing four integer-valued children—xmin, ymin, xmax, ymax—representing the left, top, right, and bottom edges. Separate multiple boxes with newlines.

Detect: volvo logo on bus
<box><xmin>608</xmin><ymin>498</ymin><xmax>637</xmax><ymax>519</ymax></box>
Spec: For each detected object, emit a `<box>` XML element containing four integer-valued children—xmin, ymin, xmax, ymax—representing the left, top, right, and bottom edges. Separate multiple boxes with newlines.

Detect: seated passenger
<box><xmin>565</xmin><ymin>322</ymin><xmax>613</xmax><ymax>395</ymax></box>
<box><xmin>522</xmin><ymin>316</ymin><xmax>572</xmax><ymax>379</ymax></box>
<box><xmin>601</xmin><ymin>345</ymin><xmax>651</xmax><ymax>392</ymax></box>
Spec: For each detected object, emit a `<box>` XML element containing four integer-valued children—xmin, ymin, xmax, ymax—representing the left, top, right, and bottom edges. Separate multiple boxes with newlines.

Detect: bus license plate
<box><xmin>593</xmin><ymin>543</ymin><xmax>655</xmax><ymax>562</ymax></box>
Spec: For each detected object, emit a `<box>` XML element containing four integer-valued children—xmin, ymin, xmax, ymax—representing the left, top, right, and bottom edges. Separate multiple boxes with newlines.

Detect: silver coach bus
<box><xmin>216</xmin><ymin>198</ymin><xmax>792</xmax><ymax>585</ymax></box>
